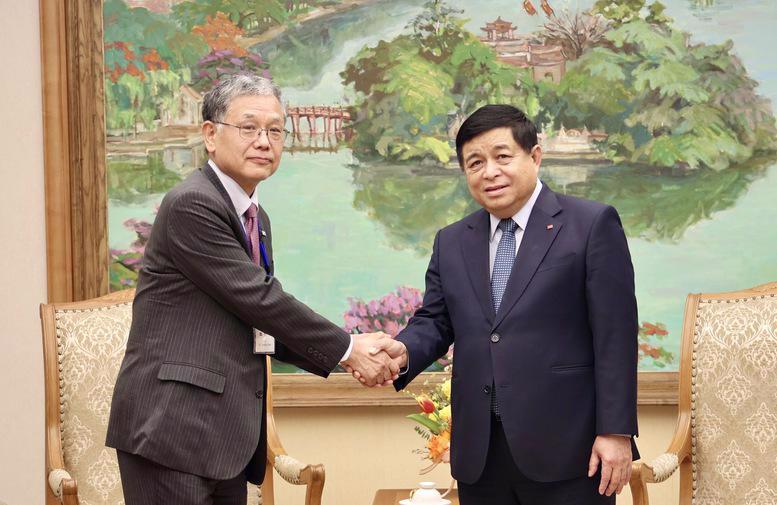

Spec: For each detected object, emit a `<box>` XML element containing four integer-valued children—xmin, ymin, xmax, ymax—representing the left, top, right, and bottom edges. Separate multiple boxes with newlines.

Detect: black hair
<box><xmin>455</xmin><ymin>104</ymin><xmax>538</xmax><ymax>167</ymax></box>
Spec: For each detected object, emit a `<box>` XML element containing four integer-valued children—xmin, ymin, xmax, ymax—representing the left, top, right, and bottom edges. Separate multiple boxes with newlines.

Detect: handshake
<box><xmin>340</xmin><ymin>332</ymin><xmax>408</xmax><ymax>387</ymax></box>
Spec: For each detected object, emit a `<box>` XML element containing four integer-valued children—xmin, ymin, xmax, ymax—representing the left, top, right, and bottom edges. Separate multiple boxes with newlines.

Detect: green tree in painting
<box><xmin>171</xmin><ymin>0</ymin><xmax>335</xmax><ymax>36</ymax></box>
<box><xmin>546</xmin><ymin>0</ymin><xmax>777</xmax><ymax>170</ymax></box>
<box><xmin>172</xmin><ymin>0</ymin><xmax>289</xmax><ymax>33</ymax></box>
<box><xmin>104</xmin><ymin>0</ymin><xmax>204</xmax><ymax>135</ymax></box>
<box><xmin>104</xmin><ymin>40</ymin><xmax>176</xmax><ymax>135</ymax></box>
<box><xmin>341</xmin><ymin>0</ymin><xmax>775</xmax><ymax>170</ymax></box>
<box><xmin>341</xmin><ymin>0</ymin><xmax>535</xmax><ymax>164</ymax></box>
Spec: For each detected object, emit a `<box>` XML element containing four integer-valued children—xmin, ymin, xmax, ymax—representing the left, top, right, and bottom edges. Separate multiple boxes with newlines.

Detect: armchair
<box><xmin>629</xmin><ymin>281</ymin><xmax>777</xmax><ymax>504</ymax></box>
<box><xmin>42</xmin><ymin>289</ymin><xmax>325</xmax><ymax>505</ymax></box>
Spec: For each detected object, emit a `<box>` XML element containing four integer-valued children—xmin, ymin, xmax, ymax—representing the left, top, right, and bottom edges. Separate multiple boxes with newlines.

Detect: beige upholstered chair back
<box><xmin>690</xmin><ymin>289</ymin><xmax>777</xmax><ymax>503</ymax></box>
<box><xmin>43</xmin><ymin>290</ymin><xmax>264</xmax><ymax>505</ymax></box>
<box><xmin>44</xmin><ymin>291</ymin><xmax>133</xmax><ymax>504</ymax></box>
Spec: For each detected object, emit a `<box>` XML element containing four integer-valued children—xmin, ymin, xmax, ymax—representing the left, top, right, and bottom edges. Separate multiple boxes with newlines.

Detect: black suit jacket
<box><xmin>106</xmin><ymin>164</ymin><xmax>350</xmax><ymax>484</ymax></box>
<box><xmin>394</xmin><ymin>184</ymin><xmax>639</xmax><ymax>484</ymax></box>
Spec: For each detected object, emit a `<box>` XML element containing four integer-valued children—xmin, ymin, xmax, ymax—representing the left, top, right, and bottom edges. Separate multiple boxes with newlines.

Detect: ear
<box><xmin>530</xmin><ymin>144</ymin><xmax>542</xmax><ymax>169</ymax></box>
<box><xmin>202</xmin><ymin>121</ymin><xmax>217</xmax><ymax>154</ymax></box>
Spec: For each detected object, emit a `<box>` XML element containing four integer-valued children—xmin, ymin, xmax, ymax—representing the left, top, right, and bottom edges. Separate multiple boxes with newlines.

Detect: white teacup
<box><xmin>400</xmin><ymin>482</ymin><xmax>451</xmax><ymax>505</ymax></box>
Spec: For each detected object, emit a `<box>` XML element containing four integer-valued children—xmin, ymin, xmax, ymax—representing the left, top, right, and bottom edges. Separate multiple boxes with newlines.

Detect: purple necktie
<box><xmin>244</xmin><ymin>203</ymin><xmax>261</xmax><ymax>265</ymax></box>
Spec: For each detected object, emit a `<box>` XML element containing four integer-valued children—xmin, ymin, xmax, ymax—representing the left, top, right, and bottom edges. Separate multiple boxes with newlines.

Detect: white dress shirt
<box><xmin>207</xmin><ymin>160</ymin><xmax>354</xmax><ymax>361</ymax></box>
<box><xmin>488</xmin><ymin>179</ymin><xmax>543</xmax><ymax>277</ymax></box>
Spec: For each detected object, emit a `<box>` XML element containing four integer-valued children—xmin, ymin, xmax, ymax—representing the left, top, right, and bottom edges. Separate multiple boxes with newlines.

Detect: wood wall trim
<box><xmin>40</xmin><ymin>0</ymin><xmax>108</xmax><ymax>303</ymax></box>
<box><xmin>272</xmin><ymin>371</ymin><xmax>678</xmax><ymax>408</ymax></box>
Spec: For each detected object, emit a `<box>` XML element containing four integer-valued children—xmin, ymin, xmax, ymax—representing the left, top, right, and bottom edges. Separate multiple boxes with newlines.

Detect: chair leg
<box><xmin>262</xmin><ymin>465</ymin><xmax>274</xmax><ymax>505</ymax></box>
<box><xmin>629</xmin><ymin>470</ymin><xmax>649</xmax><ymax>505</ymax></box>
<box><xmin>303</xmin><ymin>464</ymin><xmax>325</xmax><ymax>505</ymax></box>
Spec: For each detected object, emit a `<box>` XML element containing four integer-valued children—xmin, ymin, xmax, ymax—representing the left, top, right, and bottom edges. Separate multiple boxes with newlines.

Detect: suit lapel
<box><xmin>492</xmin><ymin>185</ymin><xmax>563</xmax><ymax>329</ymax></box>
<box><xmin>201</xmin><ymin>164</ymin><xmax>252</xmax><ymax>256</ymax></box>
<box><xmin>461</xmin><ymin>209</ymin><xmax>495</xmax><ymax>325</ymax></box>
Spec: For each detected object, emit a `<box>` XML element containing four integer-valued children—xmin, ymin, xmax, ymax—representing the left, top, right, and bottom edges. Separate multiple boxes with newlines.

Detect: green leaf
<box><xmin>407</xmin><ymin>414</ymin><xmax>442</xmax><ymax>435</ymax></box>
<box><xmin>413</xmin><ymin>137</ymin><xmax>455</xmax><ymax>163</ymax></box>
<box><xmin>607</xmin><ymin>19</ymin><xmax>682</xmax><ymax>56</ymax></box>
<box><xmin>378</xmin><ymin>53</ymin><xmax>455</xmax><ymax>124</ymax></box>
<box><xmin>633</xmin><ymin>60</ymin><xmax>708</xmax><ymax>102</ymax></box>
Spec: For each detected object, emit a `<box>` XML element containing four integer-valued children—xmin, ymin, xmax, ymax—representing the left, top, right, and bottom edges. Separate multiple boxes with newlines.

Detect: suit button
<box><xmin>255</xmin><ymin>391</ymin><xmax>263</xmax><ymax>399</ymax></box>
<box><xmin>490</xmin><ymin>333</ymin><xmax>500</xmax><ymax>343</ymax></box>
<box><xmin>483</xmin><ymin>385</ymin><xmax>491</xmax><ymax>395</ymax></box>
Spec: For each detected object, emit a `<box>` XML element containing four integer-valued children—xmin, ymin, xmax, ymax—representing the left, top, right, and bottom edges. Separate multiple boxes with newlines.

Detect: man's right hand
<box><xmin>345</xmin><ymin>336</ymin><xmax>407</xmax><ymax>387</ymax></box>
<box><xmin>341</xmin><ymin>332</ymin><xmax>400</xmax><ymax>387</ymax></box>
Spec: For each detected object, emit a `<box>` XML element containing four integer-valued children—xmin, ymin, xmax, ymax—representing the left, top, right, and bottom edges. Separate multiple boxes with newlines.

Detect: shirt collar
<box><xmin>489</xmin><ymin>179</ymin><xmax>543</xmax><ymax>241</ymax></box>
<box><xmin>208</xmin><ymin>159</ymin><xmax>259</xmax><ymax>219</ymax></box>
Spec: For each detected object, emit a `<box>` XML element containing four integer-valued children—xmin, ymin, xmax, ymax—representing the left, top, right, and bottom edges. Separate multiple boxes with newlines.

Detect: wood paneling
<box><xmin>40</xmin><ymin>0</ymin><xmax>108</xmax><ymax>302</ymax></box>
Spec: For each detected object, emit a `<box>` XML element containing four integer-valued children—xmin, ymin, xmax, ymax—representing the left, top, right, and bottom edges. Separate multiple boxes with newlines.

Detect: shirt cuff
<box><xmin>339</xmin><ymin>335</ymin><xmax>354</xmax><ymax>363</ymax></box>
<box><xmin>399</xmin><ymin>354</ymin><xmax>409</xmax><ymax>376</ymax></box>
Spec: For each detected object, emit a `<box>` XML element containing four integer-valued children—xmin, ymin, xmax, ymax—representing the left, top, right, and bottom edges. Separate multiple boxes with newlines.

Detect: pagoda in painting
<box><xmin>479</xmin><ymin>16</ymin><xmax>566</xmax><ymax>84</ymax></box>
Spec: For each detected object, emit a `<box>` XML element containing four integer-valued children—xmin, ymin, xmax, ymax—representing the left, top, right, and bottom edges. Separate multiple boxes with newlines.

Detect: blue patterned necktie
<box><xmin>490</xmin><ymin>218</ymin><xmax>518</xmax><ymax>418</ymax></box>
<box><xmin>492</xmin><ymin>218</ymin><xmax>518</xmax><ymax>312</ymax></box>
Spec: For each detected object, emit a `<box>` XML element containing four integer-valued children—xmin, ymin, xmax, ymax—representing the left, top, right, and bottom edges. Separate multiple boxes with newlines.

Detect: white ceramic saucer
<box><xmin>399</xmin><ymin>500</ymin><xmax>451</xmax><ymax>505</ymax></box>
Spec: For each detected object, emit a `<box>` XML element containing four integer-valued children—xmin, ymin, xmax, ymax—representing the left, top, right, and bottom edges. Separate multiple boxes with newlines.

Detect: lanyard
<box><xmin>243</xmin><ymin>217</ymin><xmax>272</xmax><ymax>276</ymax></box>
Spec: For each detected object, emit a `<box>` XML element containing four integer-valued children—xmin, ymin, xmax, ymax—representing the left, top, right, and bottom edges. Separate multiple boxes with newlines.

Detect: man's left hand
<box><xmin>588</xmin><ymin>434</ymin><xmax>632</xmax><ymax>496</ymax></box>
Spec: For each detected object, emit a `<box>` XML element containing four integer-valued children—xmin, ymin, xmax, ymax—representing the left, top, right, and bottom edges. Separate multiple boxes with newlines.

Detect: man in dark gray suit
<box><xmin>106</xmin><ymin>74</ymin><xmax>397</xmax><ymax>505</ymax></box>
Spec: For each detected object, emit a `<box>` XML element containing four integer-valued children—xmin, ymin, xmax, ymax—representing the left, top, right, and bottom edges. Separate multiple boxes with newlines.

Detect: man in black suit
<box><xmin>365</xmin><ymin>105</ymin><xmax>639</xmax><ymax>504</ymax></box>
<box><xmin>106</xmin><ymin>73</ymin><xmax>397</xmax><ymax>505</ymax></box>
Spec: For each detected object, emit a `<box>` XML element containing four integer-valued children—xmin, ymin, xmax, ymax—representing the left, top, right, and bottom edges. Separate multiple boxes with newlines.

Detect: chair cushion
<box><xmin>691</xmin><ymin>294</ymin><xmax>777</xmax><ymax>504</ymax></box>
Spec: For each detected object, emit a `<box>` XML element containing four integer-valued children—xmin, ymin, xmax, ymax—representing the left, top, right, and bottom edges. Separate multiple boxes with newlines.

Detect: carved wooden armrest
<box><xmin>48</xmin><ymin>468</ymin><xmax>78</xmax><ymax>499</ymax></box>
<box><xmin>640</xmin><ymin>453</ymin><xmax>680</xmax><ymax>483</ymax></box>
<box><xmin>274</xmin><ymin>454</ymin><xmax>322</xmax><ymax>486</ymax></box>
<box><xmin>629</xmin><ymin>453</ymin><xmax>683</xmax><ymax>505</ymax></box>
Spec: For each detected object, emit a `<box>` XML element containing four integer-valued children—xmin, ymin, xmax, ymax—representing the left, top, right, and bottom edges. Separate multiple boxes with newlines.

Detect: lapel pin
<box><xmin>546</xmin><ymin>224</ymin><xmax>554</xmax><ymax>230</ymax></box>
<box><xmin>261</xmin><ymin>230</ymin><xmax>267</xmax><ymax>237</ymax></box>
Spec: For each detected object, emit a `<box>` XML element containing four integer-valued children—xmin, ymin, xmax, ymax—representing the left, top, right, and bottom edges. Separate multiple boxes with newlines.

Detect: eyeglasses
<box><xmin>215</xmin><ymin>122</ymin><xmax>289</xmax><ymax>143</ymax></box>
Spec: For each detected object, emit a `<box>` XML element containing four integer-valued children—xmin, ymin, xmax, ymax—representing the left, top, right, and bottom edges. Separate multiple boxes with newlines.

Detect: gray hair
<box><xmin>201</xmin><ymin>73</ymin><xmax>284</xmax><ymax>123</ymax></box>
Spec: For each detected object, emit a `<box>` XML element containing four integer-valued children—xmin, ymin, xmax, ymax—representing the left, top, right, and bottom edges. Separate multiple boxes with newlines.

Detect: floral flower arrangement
<box><xmin>407</xmin><ymin>378</ymin><xmax>452</xmax><ymax>473</ymax></box>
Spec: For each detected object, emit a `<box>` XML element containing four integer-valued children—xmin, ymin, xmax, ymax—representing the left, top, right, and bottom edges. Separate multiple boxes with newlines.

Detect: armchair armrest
<box><xmin>265</xmin><ymin>410</ymin><xmax>325</xmax><ymax>505</ymax></box>
<box><xmin>273</xmin><ymin>454</ymin><xmax>324</xmax><ymax>486</ymax></box>
<box><xmin>640</xmin><ymin>453</ymin><xmax>680</xmax><ymax>483</ymax></box>
<box><xmin>629</xmin><ymin>409</ymin><xmax>691</xmax><ymax>505</ymax></box>
<box><xmin>47</xmin><ymin>468</ymin><xmax>79</xmax><ymax>504</ymax></box>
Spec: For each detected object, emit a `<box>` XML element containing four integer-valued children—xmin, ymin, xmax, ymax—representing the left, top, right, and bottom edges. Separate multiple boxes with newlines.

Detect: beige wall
<box><xmin>0</xmin><ymin>1</ymin><xmax>47</xmax><ymax>505</ymax></box>
<box><xmin>0</xmin><ymin>4</ymin><xmax>682</xmax><ymax>505</ymax></box>
<box><xmin>273</xmin><ymin>404</ymin><xmax>681</xmax><ymax>504</ymax></box>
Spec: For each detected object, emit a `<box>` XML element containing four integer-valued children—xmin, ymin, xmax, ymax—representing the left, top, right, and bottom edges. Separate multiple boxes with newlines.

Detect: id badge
<box><xmin>253</xmin><ymin>329</ymin><xmax>276</xmax><ymax>354</ymax></box>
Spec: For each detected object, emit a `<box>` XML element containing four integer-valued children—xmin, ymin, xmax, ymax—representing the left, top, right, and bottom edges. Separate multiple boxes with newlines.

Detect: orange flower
<box><xmin>427</xmin><ymin>430</ymin><xmax>450</xmax><ymax>462</ymax></box>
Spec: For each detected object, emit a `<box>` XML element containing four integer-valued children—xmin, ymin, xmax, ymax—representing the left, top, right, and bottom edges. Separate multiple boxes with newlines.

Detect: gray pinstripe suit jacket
<box><xmin>106</xmin><ymin>164</ymin><xmax>351</xmax><ymax>484</ymax></box>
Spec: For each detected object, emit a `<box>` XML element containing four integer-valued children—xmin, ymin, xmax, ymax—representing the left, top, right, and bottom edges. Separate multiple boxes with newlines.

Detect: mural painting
<box><xmin>104</xmin><ymin>0</ymin><xmax>777</xmax><ymax>372</ymax></box>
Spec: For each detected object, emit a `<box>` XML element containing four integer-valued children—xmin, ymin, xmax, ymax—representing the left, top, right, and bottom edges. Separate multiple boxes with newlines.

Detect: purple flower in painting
<box><xmin>342</xmin><ymin>286</ymin><xmax>423</xmax><ymax>337</ymax></box>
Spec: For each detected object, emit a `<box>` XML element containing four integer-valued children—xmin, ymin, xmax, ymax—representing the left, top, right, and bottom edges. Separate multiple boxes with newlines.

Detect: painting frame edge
<box><xmin>38</xmin><ymin>0</ymin><xmax>678</xmax><ymax>406</ymax></box>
